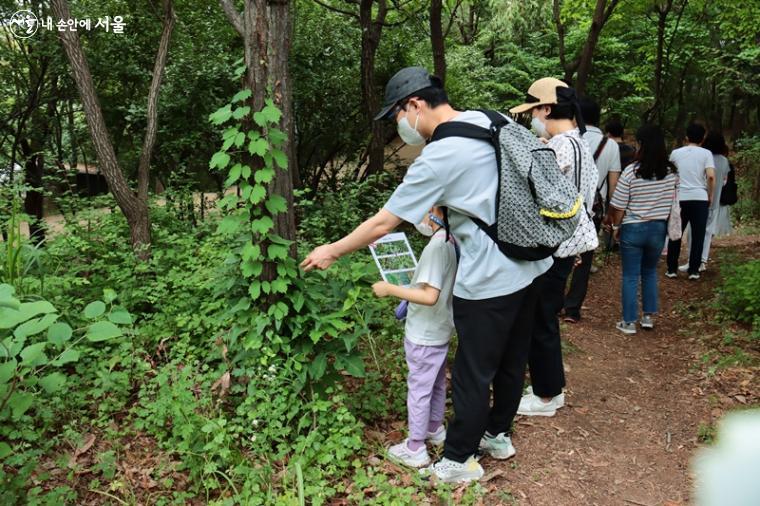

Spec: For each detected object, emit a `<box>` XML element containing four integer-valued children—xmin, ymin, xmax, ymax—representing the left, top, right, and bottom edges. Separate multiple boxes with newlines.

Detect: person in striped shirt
<box><xmin>604</xmin><ymin>125</ymin><xmax>678</xmax><ymax>334</ymax></box>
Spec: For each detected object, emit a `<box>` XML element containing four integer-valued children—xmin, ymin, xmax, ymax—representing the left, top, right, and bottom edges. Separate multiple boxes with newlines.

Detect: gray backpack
<box><xmin>430</xmin><ymin>110</ymin><xmax>582</xmax><ymax>261</ymax></box>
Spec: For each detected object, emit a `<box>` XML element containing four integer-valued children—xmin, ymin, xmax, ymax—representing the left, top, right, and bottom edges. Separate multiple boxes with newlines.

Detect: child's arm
<box><xmin>372</xmin><ymin>281</ymin><xmax>440</xmax><ymax>306</ymax></box>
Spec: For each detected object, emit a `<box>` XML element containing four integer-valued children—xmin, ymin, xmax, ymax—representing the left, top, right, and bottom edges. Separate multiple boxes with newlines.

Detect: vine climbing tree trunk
<box><xmin>51</xmin><ymin>0</ymin><xmax>175</xmax><ymax>260</ymax></box>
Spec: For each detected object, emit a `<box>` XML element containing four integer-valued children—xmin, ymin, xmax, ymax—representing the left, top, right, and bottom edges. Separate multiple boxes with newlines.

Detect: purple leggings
<box><xmin>404</xmin><ymin>338</ymin><xmax>448</xmax><ymax>443</ymax></box>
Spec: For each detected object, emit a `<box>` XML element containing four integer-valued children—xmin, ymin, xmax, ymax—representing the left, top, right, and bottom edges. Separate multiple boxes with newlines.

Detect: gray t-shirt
<box><xmin>670</xmin><ymin>145</ymin><xmax>715</xmax><ymax>201</ymax></box>
<box><xmin>711</xmin><ymin>154</ymin><xmax>730</xmax><ymax>211</ymax></box>
<box><xmin>405</xmin><ymin>231</ymin><xmax>456</xmax><ymax>346</ymax></box>
<box><xmin>384</xmin><ymin>110</ymin><xmax>553</xmax><ymax>300</ymax></box>
<box><xmin>583</xmin><ymin>126</ymin><xmax>621</xmax><ymax>199</ymax></box>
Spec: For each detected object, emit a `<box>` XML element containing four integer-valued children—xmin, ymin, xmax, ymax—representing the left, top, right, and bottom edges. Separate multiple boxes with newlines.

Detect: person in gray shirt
<box><xmin>301</xmin><ymin>67</ymin><xmax>550</xmax><ymax>483</ymax></box>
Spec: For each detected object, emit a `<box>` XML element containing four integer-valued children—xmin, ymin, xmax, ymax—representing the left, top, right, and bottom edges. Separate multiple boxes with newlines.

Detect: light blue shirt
<box><xmin>384</xmin><ymin>110</ymin><xmax>552</xmax><ymax>300</ymax></box>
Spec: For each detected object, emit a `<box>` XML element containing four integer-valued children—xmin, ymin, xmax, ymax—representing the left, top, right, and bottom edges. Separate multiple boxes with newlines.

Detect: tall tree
<box><xmin>553</xmin><ymin>0</ymin><xmax>620</xmax><ymax>94</ymax></box>
<box><xmin>50</xmin><ymin>0</ymin><xmax>176</xmax><ymax>259</ymax></box>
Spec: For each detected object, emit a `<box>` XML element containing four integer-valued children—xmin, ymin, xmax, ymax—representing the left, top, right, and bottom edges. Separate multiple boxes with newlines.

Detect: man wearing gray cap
<box><xmin>302</xmin><ymin>67</ymin><xmax>551</xmax><ymax>483</ymax></box>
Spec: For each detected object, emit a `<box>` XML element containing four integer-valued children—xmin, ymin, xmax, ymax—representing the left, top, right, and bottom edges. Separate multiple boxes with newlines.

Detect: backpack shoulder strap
<box><xmin>593</xmin><ymin>136</ymin><xmax>608</xmax><ymax>162</ymax></box>
<box><xmin>430</xmin><ymin>122</ymin><xmax>492</xmax><ymax>143</ymax></box>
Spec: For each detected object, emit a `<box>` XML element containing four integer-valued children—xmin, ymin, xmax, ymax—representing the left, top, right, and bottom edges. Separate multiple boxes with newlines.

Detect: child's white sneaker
<box><xmin>420</xmin><ymin>456</ymin><xmax>484</xmax><ymax>483</ymax></box>
<box><xmin>427</xmin><ymin>425</ymin><xmax>446</xmax><ymax>446</ymax></box>
<box><xmin>388</xmin><ymin>439</ymin><xmax>430</xmax><ymax>468</ymax></box>
<box><xmin>479</xmin><ymin>431</ymin><xmax>516</xmax><ymax>460</ymax></box>
<box><xmin>517</xmin><ymin>392</ymin><xmax>562</xmax><ymax>416</ymax></box>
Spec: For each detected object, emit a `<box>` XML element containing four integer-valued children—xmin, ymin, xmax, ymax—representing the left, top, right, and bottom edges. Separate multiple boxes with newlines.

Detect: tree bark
<box><xmin>574</xmin><ymin>0</ymin><xmax>620</xmax><ymax>94</ymax></box>
<box><xmin>359</xmin><ymin>0</ymin><xmax>387</xmax><ymax>179</ymax></box>
<box><xmin>51</xmin><ymin>0</ymin><xmax>174</xmax><ymax>259</ymax></box>
<box><xmin>137</xmin><ymin>0</ymin><xmax>176</xmax><ymax>201</ymax></box>
<box><xmin>430</xmin><ymin>0</ymin><xmax>446</xmax><ymax>84</ymax></box>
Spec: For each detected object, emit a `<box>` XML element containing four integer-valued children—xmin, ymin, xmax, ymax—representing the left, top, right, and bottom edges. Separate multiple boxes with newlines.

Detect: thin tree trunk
<box><xmin>359</xmin><ymin>0</ymin><xmax>387</xmax><ymax>179</ymax></box>
<box><xmin>430</xmin><ymin>0</ymin><xmax>446</xmax><ymax>83</ymax></box>
<box><xmin>52</xmin><ymin>0</ymin><xmax>172</xmax><ymax>259</ymax></box>
<box><xmin>574</xmin><ymin>0</ymin><xmax>620</xmax><ymax>94</ymax></box>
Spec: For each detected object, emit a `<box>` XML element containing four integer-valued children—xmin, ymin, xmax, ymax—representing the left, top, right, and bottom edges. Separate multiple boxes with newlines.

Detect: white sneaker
<box><xmin>699</xmin><ymin>262</ymin><xmax>707</xmax><ymax>272</ymax></box>
<box><xmin>641</xmin><ymin>314</ymin><xmax>654</xmax><ymax>329</ymax></box>
<box><xmin>479</xmin><ymin>432</ymin><xmax>516</xmax><ymax>460</ymax></box>
<box><xmin>523</xmin><ymin>385</ymin><xmax>566</xmax><ymax>408</ymax></box>
<box><xmin>665</xmin><ymin>271</ymin><xmax>678</xmax><ymax>279</ymax></box>
<box><xmin>689</xmin><ymin>273</ymin><xmax>701</xmax><ymax>281</ymax></box>
<box><xmin>427</xmin><ymin>425</ymin><xmax>446</xmax><ymax>446</ymax></box>
<box><xmin>388</xmin><ymin>439</ymin><xmax>430</xmax><ymax>468</ymax></box>
<box><xmin>517</xmin><ymin>393</ymin><xmax>558</xmax><ymax>416</ymax></box>
<box><xmin>421</xmin><ymin>456</ymin><xmax>484</xmax><ymax>484</ymax></box>
<box><xmin>616</xmin><ymin>321</ymin><xmax>637</xmax><ymax>334</ymax></box>
<box><xmin>678</xmin><ymin>263</ymin><xmax>689</xmax><ymax>272</ymax></box>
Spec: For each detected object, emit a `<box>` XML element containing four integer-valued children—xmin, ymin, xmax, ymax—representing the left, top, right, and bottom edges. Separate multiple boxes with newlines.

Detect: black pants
<box><xmin>443</xmin><ymin>277</ymin><xmax>543</xmax><ymax>462</ymax></box>
<box><xmin>564</xmin><ymin>249</ymin><xmax>594</xmax><ymax>320</ymax></box>
<box><xmin>667</xmin><ymin>200</ymin><xmax>709</xmax><ymax>275</ymax></box>
<box><xmin>529</xmin><ymin>256</ymin><xmax>575</xmax><ymax>398</ymax></box>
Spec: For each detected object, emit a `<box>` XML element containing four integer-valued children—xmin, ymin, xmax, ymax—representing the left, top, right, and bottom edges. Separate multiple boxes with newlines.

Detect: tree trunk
<box><xmin>359</xmin><ymin>0</ymin><xmax>387</xmax><ymax>179</ymax></box>
<box><xmin>430</xmin><ymin>0</ymin><xmax>446</xmax><ymax>84</ymax></box>
<box><xmin>51</xmin><ymin>0</ymin><xmax>173</xmax><ymax>260</ymax></box>
<box><xmin>574</xmin><ymin>0</ymin><xmax>619</xmax><ymax>94</ymax></box>
<box><xmin>21</xmin><ymin>141</ymin><xmax>45</xmax><ymax>245</ymax></box>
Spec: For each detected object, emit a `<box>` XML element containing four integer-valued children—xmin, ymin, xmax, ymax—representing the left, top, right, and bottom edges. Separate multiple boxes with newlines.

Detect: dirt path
<box><xmin>476</xmin><ymin>235</ymin><xmax>759</xmax><ymax>506</ymax></box>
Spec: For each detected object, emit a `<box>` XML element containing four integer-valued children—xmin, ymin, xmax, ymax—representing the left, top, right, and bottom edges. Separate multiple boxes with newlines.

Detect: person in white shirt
<box><xmin>665</xmin><ymin>123</ymin><xmax>716</xmax><ymax>280</ymax></box>
<box><xmin>563</xmin><ymin>96</ymin><xmax>621</xmax><ymax>323</ymax></box>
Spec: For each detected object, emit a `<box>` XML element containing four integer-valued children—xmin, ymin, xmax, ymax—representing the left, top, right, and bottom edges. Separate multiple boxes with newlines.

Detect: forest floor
<box><xmin>424</xmin><ymin>233</ymin><xmax>759</xmax><ymax>506</ymax></box>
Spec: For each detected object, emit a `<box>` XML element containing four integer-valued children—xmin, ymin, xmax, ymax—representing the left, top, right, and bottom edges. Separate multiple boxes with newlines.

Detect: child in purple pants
<box><xmin>372</xmin><ymin>207</ymin><xmax>457</xmax><ymax>468</ymax></box>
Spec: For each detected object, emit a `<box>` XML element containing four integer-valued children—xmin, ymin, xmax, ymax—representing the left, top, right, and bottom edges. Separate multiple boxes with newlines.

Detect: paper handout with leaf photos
<box><xmin>368</xmin><ymin>232</ymin><xmax>418</xmax><ymax>287</ymax></box>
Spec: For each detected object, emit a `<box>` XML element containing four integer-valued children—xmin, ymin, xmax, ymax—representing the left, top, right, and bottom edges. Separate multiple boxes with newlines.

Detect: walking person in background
<box><xmin>680</xmin><ymin>132</ymin><xmax>731</xmax><ymax>273</ymax></box>
<box><xmin>666</xmin><ymin>123</ymin><xmax>715</xmax><ymax>280</ymax></box>
<box><xmin>563</xmin><ymin>96</ymin><xmax>621</xmax><ymax>324</ymax></box>
<box><xmin>605</xmin><ymin>125</ymin><xmax>678</xmax><ymax>334</ymax></box>
<box><xmin>605</xmin><ymin>118</ymin><xmax>637</xmax><ymax>194</ymax></box>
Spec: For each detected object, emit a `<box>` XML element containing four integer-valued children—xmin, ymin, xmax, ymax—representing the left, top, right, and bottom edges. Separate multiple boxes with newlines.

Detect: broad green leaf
<box><xmin>84</xmin><ymin>301</ymin><xmax>106</xmax><ymax>319</ymax></box>
<box><xmin>272</xmin><ymin>149</ymin><xmax>288</xmax><ymax>170</ymax></box>
<box><xmin>0</xmin><ymin>284</ymin><xmax>20</xmax><ymax>310</ymax></box>
<box><xmin>261</xmin><ymin>102</ymin><xmax>282</xmax><ymax>124</ymax></box>
<box><xmin>249</xmin><ymin>185</ymin><xmax>266</xmax><ymax>204</ymax></box>
<box><xmin>227</xmin><ymin>163</ymin><xmax>243</xmax><ymax>185</ymax></box>
<box><xmin>0</xmin><ymin>284</ymin><xmax>14</xmax><ymax>299</ymax></box>
<box><xmin>341</xmin><ymin>354</ymin><xmax>365</xmax><ymax>378</ymax></box>
<box><xmin>232</xmin><ymin>106</ymin><xmax>251</xmax><ymax>119</ymax></box>
<box><xmin>108</xmin><ymin>309</ymin><xmax>132</xmax><ymax>325</ymax></box>
<box><xmin>267</xmin><ymin>244</ymin><xmax>289</xmax><ymax>261</ymax></box>
<box><xmin>209</xmin><ymin>104</ymin><xmax>232</xmax><ymax>125</ymax></box>
<box><xmin>210</xmin><ymin>152</ymin><xmax>231</xmax><ymax>170</ymax></box>
<box><xmin>268</xmin><ymin>128</ymin><xmax>287</xmax><ymax>147</ymax></box>
<box><xmin>292</xmin><ymin>292</ymin><xmax>305</xmax><ymax>312</ymax></box>
<box><xmin>217</xmin><ymin>213</ymin><xmax>245</xmax><ymax>235</ymax></box>
<box><xmin>222</xmin><ymin>127</ymin><xmax>239</xmax><ymax>141</ymax></box>
<box><xmin>51</xmin><ymin>348</ymin><xmax>80</xmax><ymax>366</ymax></box>
<box><xmin>248</xmin><ymin>138</ymin><xmax>268</xmax><ymax>157</ymax></box>
<box><xmin>254</xmin><ymin>167</ymin><xmax>275</xmax><ymax>184</ymax></box>
<box><xmin>251</xmin><ymin>216</ymin><xmax>274</xmax><ymax>235</ymax></box>
<box><xmin>271</xmin><ymin>278</ymin><xmax>289</xmax><ymax>293</ymax></box>
<box><xmin>233</xmin><ymin>132</ymin><xmax>246</xmax><ymax>148</ymax></box>
<box><xmin>86</xmin><ymin>321</ymin><xmax>122</xmax><ymax>342</ymax></box>
<box><xmin>39</xmin><ymin>372</ymin><xmax>66</xmax><ymax>393</ymax></box>
<box><xmin>0</xmin><ymin>442</ymin><xmax>11</xmax><ymax>459</ymax></box>
<box><xmin>231</xmin><ymin>89</ymin><xmax>252</xmax><ymax>103</ymax></box>
<box><xmin>102</xmin><ymin>289</ymin><xmax>117</xmax><ymax>303</ymax></box>
<box><xmin>20</xmin><ymin>342</ymin><xmax>47</xmax><ymax>366</ymax></box>
<box><xmin>248</xmin><ymin>281</ymin><xmax>261</xmax><ymax>300</ymax></box>
<box><xmin>241</xmin><ymin>243</ymin><xmax>261</xmax><ymax>261</ymax></box>
<box><xmin>0</xmin><ymin>301</ymin><xmax>56</xmax><ymax>330</ymax></box>
<box><xmin>14</xmin><ymin>313</ymin><xmax>59</xmax><ymax>339</ymax></box>
<box><xmin>241</xmin><ymin>164</ymin><xmax>251</xmax><ymax>179</ymax></box>
<box><xmin>0</xmin><ymin>359</ymin><xmax>17</xmax><ymax>384</ymax></box>
<box><xmin>9</xmin><ymin>391</ymin><xmax>33</xmax><ymax>419</ymax></box>
<box><xmin>48</xmin><ymin>322</ymin><xmax>73</xmax><ymax>346</ymax></box>
<box><xmin>265</xmin><ymin>195</ymin><xmax>288</xmax><ymax>215</ymax></box>
<box><xmin>241</xmin><ymin>260</ymin><xmax>263</xmax><ymax>278</ymax></box>
<box><xmin>309</xmin><ymin>354</ymin><xmax>327</xmax><ymax>380</ymax></box>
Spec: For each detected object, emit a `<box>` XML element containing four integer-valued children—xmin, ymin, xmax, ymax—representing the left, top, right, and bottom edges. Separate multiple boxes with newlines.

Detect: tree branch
<box><xmin>312</xmin><ymin>0</ymin><xmax>358</xmax><ymax>18</ymax></box>
<box><xmin>218</xmin><ymin>0</ymin><xmax>244</xmax><ymax>35</ymax></box>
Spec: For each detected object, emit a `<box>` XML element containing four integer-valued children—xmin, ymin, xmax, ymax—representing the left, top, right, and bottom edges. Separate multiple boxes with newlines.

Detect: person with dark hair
<box><xmin>605</xmin><ymin>125</ymin><xmax>678</xmax><ymax>333</ymax></box>
<box><xmin>302</xmin><ymin>67</ymin><xmax>552</xmax><ymax>483</ymax></box>
<box><xmin>605</xmin><ymin>118</ymin><xmax>637</xmax><ymax>181</ymax></box>
<box><xmin>562</xmin><ymin>96</ymin><xmax>622</xmax><ymax>324</ymax></box>
<box><xmin>666</xmin><ymin>123</ymin><xmax>716</xmax><ymax>280</ymax></box>
<box><xmin>509</xmin><ymin>78</ymin><xmax>598</xmax><ymax>417</ymax></box>
<box><xmin>680</xmin><ymin>132</ymin><xmax>732</xmax><ymax>272</ymax></box>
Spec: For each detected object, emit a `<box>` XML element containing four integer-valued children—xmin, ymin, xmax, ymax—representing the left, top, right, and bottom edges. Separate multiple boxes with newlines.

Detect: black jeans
<box><xmin>443</xmin><ymin>277</ymin><xmax>542</xmax><ymax>462</ymax></box>
<box><xmin>564</xmin><ymin>249</ymin><xmax>594</xmax><ymax>320</ymax></box>
<box><xmin>667</xmin><ymin>200</ymin><xmax>709</xmax><ymax>275</ymax></box>
<box><xmin>529</xmin><ymin>256</ymin><xmax>575</xmax><ymax>398</ymax></box>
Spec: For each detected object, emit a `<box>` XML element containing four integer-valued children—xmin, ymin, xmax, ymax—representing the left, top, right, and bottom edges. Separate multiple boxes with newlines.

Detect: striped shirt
<box><xmin>610</xmin><ymin>163</ymin><xmax>677</xmax><ymax>225</ymax></box>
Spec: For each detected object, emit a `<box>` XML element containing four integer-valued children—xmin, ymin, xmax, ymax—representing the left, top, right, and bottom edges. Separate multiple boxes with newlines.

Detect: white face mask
<box><xmin>397</xmin><ymin>109</ymin><xmax>426</xmax><ymax>146</ymax></box>
<box><xmin>531</xmin><ymin>116</ymin><xmax>549</xmax><ymax>139</ymax></box>
<box><xmin>414</xmin><ymin>222</ymin><xmax>435</xmax><ymax>237</ymax></box>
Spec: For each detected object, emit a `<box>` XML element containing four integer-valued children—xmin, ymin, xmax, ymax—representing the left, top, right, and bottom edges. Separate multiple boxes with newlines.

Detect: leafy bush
<box><xmin>718</xmin><ymin>259</ymin><xmax>760</xmax><ymax>335</ymax></box>
<box><xmin>733</xmin><ymin>135</ymin><xmax>760</xmax><ymax>221</ymax></box>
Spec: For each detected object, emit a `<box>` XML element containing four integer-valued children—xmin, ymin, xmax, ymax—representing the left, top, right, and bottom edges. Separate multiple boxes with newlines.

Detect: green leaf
<box><xmin>51</xmin><ymin>348</ymin><xmax>80</xmax><ymax>366</ymax></box>
<box><xmin>309</xmin><ymin>354</ymin><xmax>327</xmax><ymax>380</ymax></box>
<box><xmin>217</xmin><ymin>213</ymin><xmax>245</xmax><ymax>235</ymax></box>
<box><xmin>231</xmin><ymin>89</ymin><xmax>252</xmax><ymax>103</ymax></box>
<box><xmin>227</xmin><ymin>163</ymin><xmax>243</xmax><ymax>185</ymax></box>
<box><xmin>84</xmin><ymin>301</ymin><xmax>106</xmax><ymax>319</ymax></box>
<box><xmin>14</xmin><ymin>313</ymin><xmax>59</xmax><ymax>339</ymax></box>
<box><xmin>292</xmin><ymin>292</ymin><xmax>305</xmax><ymax>312</ymax></box>
<box><xmin>20</xmin><ymin>342</ymin><xmax>47</xmax><ymax>366</ymax></box>
<box><xmin>248</xmin><ymin>138</ymin><xmax>268</xmax><ymax>157</ymax></box>
<box><xmin>0</xmin><ymin>359</ymin><xmax>17</xmax><ymax>384</ymax></box>
<box><xmin>252</xmin><ymin>111</ymin><xmax>267</xmax><ymax>127</ymax></box>
<box><xmin>248</xmin><ymin>281</ymin><xmax>261</xmax><ymax>300</ymax></box>
<box><xmin>268</xmin><ymin>128</ymin><xmax>287</xmax><ymax>147</ymax></box>
<box><xmin>250</xmin><ymin>185</ymin><xmax>266</xmax><ymax>204</ymax></box>
<box><xmin>222</xmin><ymin>127</ymin><xmax>239</xmax><ymax>141</ymax></box>
<box><xmin>271</xmin><ymin>278</ymin><xmax>289</xmax><ymax>293</ymax></box>
<box><xmin>47</xmin><ymin>322</ymin><xmax>73</xmax><ymax>346</ymax></box>
<box><xmin>108</xmin><ymin>309</ymin><xmax>132</xmax><ymax>325</ymax></box>
<box><xmin>272</xmin><ymin>149</ymin><xmax>288</xmax><ymax>170</ymax></box>
<box><xmin>254</xmin><ymin>167</ymin><xmax>275</xmax><ymax>184</ymax></box>
<box><xmin>261</xmin><ymin>101</ymin><xmax>283</xmax><ymax>124</ymax></box>
<box><xmin>232</xmin><ymin>106</ymin><xmax>251</xmax><ymax>120</ymax></box>
<box><xmin>86</xmin><ymin>321</ymin><xmax>122</xmax><ymax>342</ymax></box>
<box><xmin>268</xmin><ymin>244</ymin><xmax>289</xmax><ymax>261</ymax></box>
<box><xmin>39</xmin><ymin>372</ymin><xmax>66</xmax><ymax>393</ymax></box>
<box><xmin>265</xmin><ymin>195</ymin><xmax>288</xmax><ymax>215</ymax></box>
<box><xmin>209</xmin><ymin>104</ymin><xmax>232</xmax><ymax>125</ymax></box>
<box><xmin>341</xmin><ymin>354</ymin><xmax>365</xmax><ymax>378</ymax></box>
<box><xmin>210</xmin><ymin>152</ymin><xmax>231</xmax><ymax>170</ymax></box>
<box><xmin>251</xmin><ymin>216</ymin><xmax>274</xmax><ymax>235</ymax></box>
<box><xmin>0</xmin><ymin>442</ymin><xmax>11</xmax><ymax>459</ymax></box>
<box><xmin>9</xmin><ymin>391</ymin><xmax>33</xmax><ymax>419</ymax></box>
<box><xmin>241</xmin><ymin>164</ymin><xmax>252</xmax><ymax>179</ymax></box>
<box><xmin>0</xmin><ymin>284</ymin><xmax>20</xmax><ymax>310</ymax></box>
<box><xmin>0</xmin><ymin>301</ymin><xmax>56</xmax><ymax>330</ymax></box>
<box><xmin>241</xmin><ymin>260</ymin><xmax>263</xmax><ymax>278</ymax></box>
<box><xmin>102</xmin><ymin>289</ymin><xmax>117</xmax><ymax>303</ymax></box>
<box><xmin>241</xmin><ymin>243</ymin><xmax>261</xmax><ymax>261</ymax></box>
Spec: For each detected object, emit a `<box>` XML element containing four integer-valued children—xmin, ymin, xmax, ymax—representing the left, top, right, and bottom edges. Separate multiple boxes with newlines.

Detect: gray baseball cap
<box><xmin>374</xmin><ymin>66</ymin><xmax>435</xmax><ymax>121</ymax></box>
